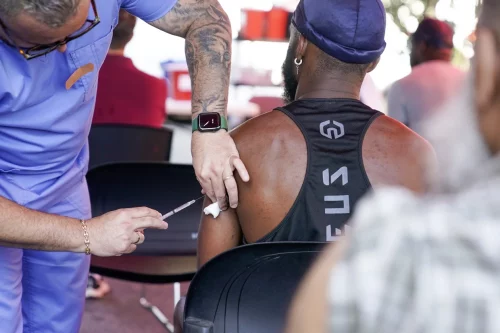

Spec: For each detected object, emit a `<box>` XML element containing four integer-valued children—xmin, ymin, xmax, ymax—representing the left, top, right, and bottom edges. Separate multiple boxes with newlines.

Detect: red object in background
<box><xmin>93</xmin><ymin>54</ymin><xmax>167</xmax><ymax>128</ymax></box>
<box><xmin>241</xmin><ymin>9</ymin><xmax>267</xmax><ymax>40</ymax></box>
<box><xmin>165</xmin><ymin>63</ymin><xmax>192</xmax><ymax>101</ymax></box>
<box><xmin>266</xmin><ymin>7</ymin><xmax>289</xmax><ymax>40</ymax></box>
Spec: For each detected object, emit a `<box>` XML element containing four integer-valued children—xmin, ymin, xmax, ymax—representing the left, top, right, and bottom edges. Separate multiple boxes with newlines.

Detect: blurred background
<box><xmin>112</xmin><ymin>0</ymin><xmax>481</xmax><ymax>164</ymax></box>
<box><xmin>125</xmin><ymin>0</ymin><xmax>480</xmax><ymax>101</ymax></box>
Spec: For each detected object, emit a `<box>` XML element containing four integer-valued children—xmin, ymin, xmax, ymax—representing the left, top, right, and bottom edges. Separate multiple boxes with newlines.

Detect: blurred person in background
<box><xmin>286</xmin><ymin>1</ymin><xmax>500</xmax><ymax>332</ymax></box>
<box><xmin>93</xmin><ymin>10</ymin><xmax>167</xmax><ymax>128</ymax></box>
<box><xmin>387</xmin><ymin>18</ymin><xmax>465</xmax><ymax>136</ymax></box>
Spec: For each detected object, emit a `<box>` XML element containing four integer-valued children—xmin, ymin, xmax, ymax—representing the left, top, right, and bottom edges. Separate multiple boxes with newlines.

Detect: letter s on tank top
<box><xmin>255</xmin><ymin>99</ymin><xmax>382</xmax><ymax>243</ymax></box>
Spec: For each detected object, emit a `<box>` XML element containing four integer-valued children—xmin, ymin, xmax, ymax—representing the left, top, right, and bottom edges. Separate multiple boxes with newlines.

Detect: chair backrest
<box><xmin>183</xmin><ymin>242</ymin><xmax>327</xmax><ymax>333</ymax></box>
<box><xmin>88</xmin><ymin>124</ymin><xmax>173</xmax><ymax>170</ymax></box>
<box><xmin>86</xmin><ymin>162</ymin><xmax>202</xmax><ymax>256</ymax></box>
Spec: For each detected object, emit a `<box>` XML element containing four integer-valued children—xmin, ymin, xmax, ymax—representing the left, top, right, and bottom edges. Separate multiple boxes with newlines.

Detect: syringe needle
<box><xmin>161</xmin><ymin>196</ymin><xmax>205</xmax><ymax>220</ymax></box>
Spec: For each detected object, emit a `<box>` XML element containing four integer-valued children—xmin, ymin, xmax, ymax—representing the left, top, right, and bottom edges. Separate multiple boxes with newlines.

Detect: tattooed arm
<box><xmin>149</xmin><ymin>0</ymin><xmax>231</xmax><ymax>116</ymax></box>
<box><xmin>149</xmin><ymin>0</ymin><xmax>250</xmax><ymax>211</ymax></box>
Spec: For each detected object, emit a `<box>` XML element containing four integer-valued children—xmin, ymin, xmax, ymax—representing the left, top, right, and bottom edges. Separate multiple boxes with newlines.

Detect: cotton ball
<box><xmin>203</xmin><ymin>202</ymin><xmax>221</xmax><ymax>218</ymax></box>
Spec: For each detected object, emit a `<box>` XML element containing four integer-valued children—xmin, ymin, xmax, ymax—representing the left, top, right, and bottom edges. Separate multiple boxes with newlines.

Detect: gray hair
<box><xmin>0</xmin><ymin>0</ymin><xmax>82</xmax><ymax>28</ymax></box>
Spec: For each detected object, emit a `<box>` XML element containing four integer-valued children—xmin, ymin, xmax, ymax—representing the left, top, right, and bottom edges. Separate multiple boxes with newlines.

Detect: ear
<box><xmin>366</xmin><ymin>57</ymin><xmax>381</xmax><ymax>73</ymax></box>
<box><xmin>474</xmin><ymin>28</ymin><xmax>498</xmax><ymax>113</ymax></box>
<box><xmin>296</xmin><ymin>34</ymin><xmax>308</xmax><ymax>59</ymax></box>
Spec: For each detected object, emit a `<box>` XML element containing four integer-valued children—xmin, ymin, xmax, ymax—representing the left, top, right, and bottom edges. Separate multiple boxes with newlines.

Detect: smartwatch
<box><xmin>192</xmin><ymin>112</ymin><xmax>228</xmax><ymax>132</ymax></box>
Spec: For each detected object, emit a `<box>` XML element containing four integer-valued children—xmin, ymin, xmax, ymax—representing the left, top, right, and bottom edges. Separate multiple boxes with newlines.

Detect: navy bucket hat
<box><xmin>292</xmin><ymin>0</ymin><xmax>387</xmax><ymax>64</ymax></box>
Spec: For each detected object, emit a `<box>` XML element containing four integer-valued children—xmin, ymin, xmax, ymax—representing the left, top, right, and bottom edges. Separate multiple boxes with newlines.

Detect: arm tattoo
<box><xmin>151</xmin><ymin>0</ymin><xmax>232</xmax><ymax>117</ymax></box>
<box><xmin>198</xmin><ymin>95</ymin><xmax>225</xmax><ymax>113</ymax></box>
<box><xmin>185</xmin><ymin>40</ymin><xmax>198</xmax><ymax>78</ymax></box>
<box><xmin>206</xmin><ymin>4</ymin><xmax>228</xmax><ymax>24</ymax></box>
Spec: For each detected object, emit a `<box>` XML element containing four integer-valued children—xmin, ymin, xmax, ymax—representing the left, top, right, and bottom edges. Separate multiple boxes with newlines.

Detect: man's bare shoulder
<box><xmin>228</xmin><ymin>109</ymin><xmax>307</xmax><ymax>235</ymax></box>
<box><xmin>364</xmin><ymin>115</ymin><xmax>435</xmax><ymax>192</ymax></box>
<box><xmin>376</xmin><ymin>114</ymin><xmax>433</xmax><ymax>152</ymax></box>
<box><xmin>230</xmin><ymin>110</ymin><xmax>301</xmax><ymax>154</ymax></box>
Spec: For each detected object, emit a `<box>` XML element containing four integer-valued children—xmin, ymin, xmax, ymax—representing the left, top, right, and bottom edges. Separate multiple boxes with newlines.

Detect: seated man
<box><xmin>92</xmin><ymin>10</ymin><xmax>167</xmax><ymax>128</ymax></box>
<box><xmin>197</xmin><ymin>0</ymin><xmax>434</xmax><ymax>268</ymax></box>
<box><xmin>174</xmin><ymin>0</ymin><xmax>437</xmax><ymax>330</ymax></box>
<box><xmin>285</xmin><ymin>1</ymin><xmax>500</xmax><ymax>332</ymax></box>
<box><xmin>174</xmin><ymin>1</ymin><xmax>433</xmax><ymax>330</ymax></box>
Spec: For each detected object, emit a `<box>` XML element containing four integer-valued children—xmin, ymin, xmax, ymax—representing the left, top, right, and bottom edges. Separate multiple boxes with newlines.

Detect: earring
<box><xmin>294</xmin><ymin>58</ymin><xmax>303</xmax><ymax>75</ymax></box>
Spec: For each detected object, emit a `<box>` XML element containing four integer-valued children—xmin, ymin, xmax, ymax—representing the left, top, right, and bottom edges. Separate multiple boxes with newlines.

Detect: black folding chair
<box><xmin>88</xmin><ymin>124</ymin><xmax>173</xmax><ymax>170</ymax></box>
<box><xmin>87</xmin><ymin>162</ymin><xmax>203</xmax><ymax>332</ymax></box>
<box><xmin>183</xmin><ymin>242</ymin><xmax>327</xmax><ymax>333</ymax></box>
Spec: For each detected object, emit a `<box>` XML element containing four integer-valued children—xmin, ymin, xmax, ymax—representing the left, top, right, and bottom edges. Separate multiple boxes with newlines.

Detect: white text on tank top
<box><xmin>320</xmin><ymin>119</ymin><xmax>352</xmax><ymax>241</ymax></box>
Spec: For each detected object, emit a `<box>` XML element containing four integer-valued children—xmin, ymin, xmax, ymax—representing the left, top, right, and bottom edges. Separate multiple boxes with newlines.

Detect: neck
<box><xmin>107</xmin><ymin>48</ymin><xmax>125</xmax><ymax>56</ymax></box>
<box><xmin>295</xmin><ymin>74</ymin><xmax>362</xmax><ymax>100</ymax></box>
<box><xmin>425</xmin><ymin>52</ymin><xmax>452</xmax><ymax>64</ymax></box>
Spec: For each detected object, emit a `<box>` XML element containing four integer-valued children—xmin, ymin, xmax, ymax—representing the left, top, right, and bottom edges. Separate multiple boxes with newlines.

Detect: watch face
<box><xmin>198</xmin><ymin>113</ymin><xmax>221</xmax><ymax>131</ymax></box>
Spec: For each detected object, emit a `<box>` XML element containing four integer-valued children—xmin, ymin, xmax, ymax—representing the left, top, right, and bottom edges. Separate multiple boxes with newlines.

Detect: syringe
<box><xmin>162</xmin><ymin>196</ymin><xmax>205</xmax><ymax>220</ymax></box>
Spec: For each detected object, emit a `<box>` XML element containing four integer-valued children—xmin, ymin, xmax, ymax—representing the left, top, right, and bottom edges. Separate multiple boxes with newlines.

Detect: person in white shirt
<box><xmin>387</xmin><ymin>18</ymin><xmax>465</xmax><ymax>136</ymax></box>
<box><xmin>285</xmin><ymin>1</ymin><xmax>500</xmax><ymax>332</ymax></box>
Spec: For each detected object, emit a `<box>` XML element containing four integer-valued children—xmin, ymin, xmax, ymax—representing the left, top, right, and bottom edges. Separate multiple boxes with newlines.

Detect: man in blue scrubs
<box><xmin>0</xmin><ymin>0</ymin><xmax>248</xmax><ymax>332</ymax></box>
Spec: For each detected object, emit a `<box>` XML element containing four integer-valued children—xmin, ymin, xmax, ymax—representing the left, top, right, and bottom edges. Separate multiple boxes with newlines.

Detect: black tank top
<box><xmin>255</xmin><ymin>99</ymin><xmax>382</xmax><ymax>243</ymax></box>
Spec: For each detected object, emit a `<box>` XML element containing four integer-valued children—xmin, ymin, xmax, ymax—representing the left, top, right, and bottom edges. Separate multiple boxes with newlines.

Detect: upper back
<box><xmin>401</xmin><ymin>61</ymin><xmax>464</xmax><ymax>96</ymax></box>
<box><xmin>388</xmin><ymin>61</ymin><xmax>465</xmax><ymax>131</ymax></box>
<box><xmin>232</xmin><ymin>99</ymin><xmax>433</xmax><ymax>243</ymax></box>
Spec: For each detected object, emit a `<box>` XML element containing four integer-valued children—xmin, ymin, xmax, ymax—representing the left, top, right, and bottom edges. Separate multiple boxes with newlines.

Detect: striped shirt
<box><xmin>328</xmin><ymin>159</ymin><xmax>500</xmax><ymax>333</ymax></box>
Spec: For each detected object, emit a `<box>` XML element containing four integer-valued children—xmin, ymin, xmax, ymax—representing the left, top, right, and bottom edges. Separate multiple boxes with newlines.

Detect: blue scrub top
<box><xmin>0</xmin><ymin>0</ymin><xmax>176</xmax><ymax>212</ymax></box>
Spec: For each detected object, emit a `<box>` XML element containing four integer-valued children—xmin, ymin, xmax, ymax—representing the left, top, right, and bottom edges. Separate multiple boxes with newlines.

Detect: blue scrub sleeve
<box><xmin>120</xmin><ymin>0</ymin><xmax>178</xmax><ymax>22</ymax></box>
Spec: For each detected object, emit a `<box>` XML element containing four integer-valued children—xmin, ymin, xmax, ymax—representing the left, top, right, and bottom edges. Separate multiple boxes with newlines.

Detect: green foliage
<box><xmin>383</xmin><ymin>0</ymin><xmax>481</xmax><ymax>68</ymax></box>
<box><xmin>383</xmin><ymin>0</ymin><xmax>440</xmax><ymax>35</ymax></box>
<box><xmin>383</xmin><ymin>0</ymin><xmax>482</xmax><ymax>35</ymax></box>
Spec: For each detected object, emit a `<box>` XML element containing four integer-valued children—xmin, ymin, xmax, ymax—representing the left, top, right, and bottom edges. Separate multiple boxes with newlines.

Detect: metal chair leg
<box><xmin>173</xmin><ymin>282</ymin><xmax>181</xmax><ymax>308</ymax></box>
<box><xmin>139</xmin><ymin>285</ymin><xmax>175</xmax><ymax>332</ymax></box>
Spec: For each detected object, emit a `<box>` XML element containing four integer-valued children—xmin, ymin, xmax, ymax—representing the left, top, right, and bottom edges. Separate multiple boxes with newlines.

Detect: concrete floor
<box><xmin>81</xmin><ymin>278</ymin><xmax>189</xmax><ymax>333</ymax></box>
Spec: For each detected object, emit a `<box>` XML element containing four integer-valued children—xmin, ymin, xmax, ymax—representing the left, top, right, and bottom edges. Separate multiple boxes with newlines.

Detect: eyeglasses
<box><xmin>0</xmin><ymin>0</ymin><xmax>100</xmax><ymax>60</ymax></box>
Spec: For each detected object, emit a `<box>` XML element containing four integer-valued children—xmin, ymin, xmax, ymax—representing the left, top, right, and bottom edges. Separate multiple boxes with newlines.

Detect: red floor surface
<box><xmin>81</xmin><ymin>278</ymin><xmax>190</xmax><ymax>333</ymax></box>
